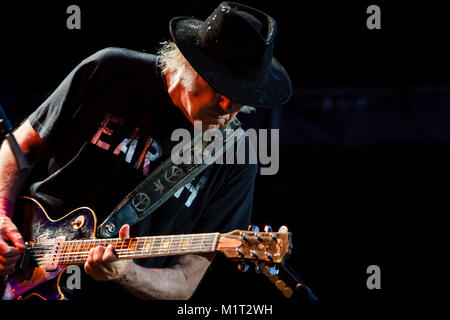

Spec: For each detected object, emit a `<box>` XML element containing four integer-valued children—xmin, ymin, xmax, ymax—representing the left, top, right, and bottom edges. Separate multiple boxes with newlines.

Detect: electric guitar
<box><xmin>1</xmin><ymin>197</ymin><xmax>292</xmax><ymax>300</ymax></box>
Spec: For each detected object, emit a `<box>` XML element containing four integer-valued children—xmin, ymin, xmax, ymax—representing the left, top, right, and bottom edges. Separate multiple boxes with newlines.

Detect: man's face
<box><xmin>168</xmin><ymin>69</ymin><xmax>242</xmax><ymax>130</ymax></box>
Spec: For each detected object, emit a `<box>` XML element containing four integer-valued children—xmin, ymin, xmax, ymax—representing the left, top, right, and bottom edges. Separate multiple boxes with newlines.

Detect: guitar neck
<box><xmin>56</xmin><ymin>233</ymin><xmax>221</xmax><ymax>265</ymax></box>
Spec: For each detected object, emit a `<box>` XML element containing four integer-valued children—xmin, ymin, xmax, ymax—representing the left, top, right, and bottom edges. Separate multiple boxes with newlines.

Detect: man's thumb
<box><xmin>119</xmin><ymin>224</ymin><xmax>130</xmax><ymax>240</ymax></box>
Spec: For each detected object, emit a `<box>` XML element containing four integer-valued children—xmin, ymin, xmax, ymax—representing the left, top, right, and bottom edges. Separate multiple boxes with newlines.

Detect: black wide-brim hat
<box><xmin>169</xmin><ymin>2</ymin><xmax>292</xmax><ymax>108</ymax></box>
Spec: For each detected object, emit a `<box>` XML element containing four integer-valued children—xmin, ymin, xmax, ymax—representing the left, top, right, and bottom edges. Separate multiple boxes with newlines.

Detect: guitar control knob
<box><xmin>264</xmin><ymin>225</ymin><xmax>273</xmax><ymax>232</ymax></box>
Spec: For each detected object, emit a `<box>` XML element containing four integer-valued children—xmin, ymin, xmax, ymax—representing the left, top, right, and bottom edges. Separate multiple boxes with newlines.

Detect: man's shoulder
<box><xmin>81</xmin><ymin>47</ymin><xmax>158</xmax><ymax>72</ymax></box>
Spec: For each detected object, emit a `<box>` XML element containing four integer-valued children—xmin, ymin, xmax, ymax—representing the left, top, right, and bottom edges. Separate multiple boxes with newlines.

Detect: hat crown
<box><xmin>169</xmin><ymin>1</ymin><xmax>292</xmax><ymax>107</ymax></box>
<box><xmin>197</xmin><ymin>2</ymin><xmax>277</xmax><ymax>83</ymax></box>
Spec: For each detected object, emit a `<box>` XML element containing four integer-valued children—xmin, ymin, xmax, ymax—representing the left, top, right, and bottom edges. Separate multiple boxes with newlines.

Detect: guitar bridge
<box><xmin>15</xmin><ymin>242</ymin><xmax>34</xmax><ymax>272</ymax></box>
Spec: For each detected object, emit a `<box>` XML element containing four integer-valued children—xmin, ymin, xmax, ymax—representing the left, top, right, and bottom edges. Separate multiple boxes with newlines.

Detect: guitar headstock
<box><xmin>217</xmin><ymin>225</ymin><xmax>292</xmax><ymax>264</ymax></box>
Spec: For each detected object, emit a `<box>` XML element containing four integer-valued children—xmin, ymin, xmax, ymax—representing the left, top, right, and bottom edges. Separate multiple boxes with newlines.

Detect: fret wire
<box><xmin>59</xmin><ymin>237</ymin><xmax>218</xmax><ymax>256</ymax></box>
<box><xmin>62</xmin><ymin>233</ymin><xmax>219</xmax><ymax>246</ymax></box>
<box><xmin>53</xmin><ymin>236</ymin><xmax>217</xmax><ymax>257</ymax></box>
<box><xmin>168</xmin><ymin>235</ymin><xmax>174</xmax><ymax>255</ymax></box>
<box><xmin>60</xmin><ymin>247</ymin><xmax>217</xmax><ymax>264</ymax></box>
<box><xmin>177</xmin><ymin>234</ymin><xmax>183</xmax><ymax>255</ymax></box>
<box><xmin>128</xmin><ymin>238</ymin><xmax>133</xmax><ymax>251</ymax></box>
<box><xmin>58</xmin><ymin>243</ymin><xmax>216</xmax><ymax>262</ymax></box>
<box><xmin>149</xmin><ymin>235</ymin><xmax>155</xmax><ymax>256</ymax></box>
<box><xmin>120</xmin><ymin>237</ymin><xmax>125</xmax><ymax>251</ymax></box>
<box><xmin>188</xmin><ymin>234</ymin><xmax>193</xmax><ymax>253</ymax></box>
<box><xmin>141</xmin><ymin>238</ymin><xmax>148</xmax><ymax>257</ymax></box>
<box><xmin>57</xmin><ymin>234</ymin><xmax>220</xmax><ymax>264</ymax></box>
<box><xmin>77</xmin><ymin>240</ymin><xmax>83</xmax><ymax>261</ymax></box>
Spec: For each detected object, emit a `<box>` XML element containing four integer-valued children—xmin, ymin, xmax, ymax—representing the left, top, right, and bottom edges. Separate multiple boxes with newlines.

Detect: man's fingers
<box><xmin>5</xmin><ymin>228</ymin><xmax>25</xmax><ymax>250</ymax></box>
<box><xmin>84</xmin><ymin>248</ymin><xmax>96</xmax><ymax>274</ymax></box>
<box><xmin>0</xmin><ymin>264</ymin><xmax>16</xmax><ymax>275</ymax></box>
<box><xmin>119</xmin><ymin>224</ymin><xmax>130</xmax><ymax>240</ymax></box>
<box><xmin>2</xmin><ymin>247</ymin><xmax>21</xmax><ymax>258</ymax></box>
<box><xmin>102</xmin><ymin>245</ymin><xmax>117</xmax><ymax>263</ymax></box>
<box><xmin>0</xmin><ymin>241</ymin><xmax>10</xmax><ymax>255</ymax></box>
<box><xmin>0</xmin><ymin>241</ymin><xmax>21</xmax><ymax>256</ymax></box>
<box><xmin>92</xmin><ymin>246</ymin><xmax>105</xmax><ymax>264</ymax></box>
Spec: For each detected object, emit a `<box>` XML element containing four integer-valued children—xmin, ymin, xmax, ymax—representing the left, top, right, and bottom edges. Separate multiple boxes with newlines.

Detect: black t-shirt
<box><xmin>27</xmin><ymin>47</ymin><xmax>257</xmax><ymax>299</ymax></box>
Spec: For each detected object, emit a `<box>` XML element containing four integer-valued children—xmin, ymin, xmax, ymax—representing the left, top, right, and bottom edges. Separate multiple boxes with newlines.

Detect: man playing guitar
<box><xmin>0</xmin><ymin>2</ymin><xmax>292</xmax><ymax>300</ymax></box>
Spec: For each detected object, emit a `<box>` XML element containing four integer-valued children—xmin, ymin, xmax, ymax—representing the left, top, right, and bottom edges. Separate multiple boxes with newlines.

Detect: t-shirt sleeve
<box><xmin>28</xmin><ymin>48</ymin><xmax>117</xmax><ymax>147</ymax></box>
<box><xmin>192</xmin><ymin>162</ymin><xmax>258</xmax><ymax>234</ymax></box>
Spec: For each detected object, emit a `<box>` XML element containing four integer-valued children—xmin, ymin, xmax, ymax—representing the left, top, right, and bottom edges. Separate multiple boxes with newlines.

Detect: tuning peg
<box><xmin>256</xmin><ymin>233</ymin><xmax>263</xmax><ymax>241</ymax></box>
<box><xmin>255</xmin><ymin>263</ymin><xmax>262</xmax><ymax>274</ymax></box>
<box><xmin>264</xmin><ymin>225</ymin><xmax>273</xmax><ymax>233</ymax></box>
<box><xmin>267</xmin><ymin>266</ymin><xmax>279</xmax><ymax>276</ymax></box>
<box><xmin>278</xmin><ymin>226</ymin><xmax>288</xmax><ymax>233</ymax></box>
<box><xmin>240</xmin><ymin>232</ymin><xmax>248</xmax><ymax>241</ymax></box>
<box><xmin>250</xmin><ymin>250</ymin><xmax>258</xmax><ymax>259</ymax></box>
<box><xmin>248</xmin><ymin>225</ymin><xmax>259</xmax><ymax>232</ymax></box>
<box><xmin>265</xmin><ymin>252</ymin><xmax>273</xmax><ymax>261</ymax></box>
<box><xmin>238</xmin><ymin>262</ymin><xmax>250</xmax><ymax>272</ymax></box>
<box><xmin>235</xmin><ymin>248</ymin><xmax>244</xmax><ymax>257</ymax></box>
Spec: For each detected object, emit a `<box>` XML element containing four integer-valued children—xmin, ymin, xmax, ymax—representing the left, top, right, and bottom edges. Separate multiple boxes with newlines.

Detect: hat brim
<box><xmin>169</xmin><ymin>17</ymin><xmax>292</xmax><ymax>108</ymax></box>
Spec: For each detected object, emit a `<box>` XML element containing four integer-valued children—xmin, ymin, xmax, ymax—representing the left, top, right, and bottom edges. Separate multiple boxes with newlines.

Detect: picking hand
<box><xmin>0</xmin><ymin>215</ymin><xmax>26</xmax><ymax>275</ymax></box>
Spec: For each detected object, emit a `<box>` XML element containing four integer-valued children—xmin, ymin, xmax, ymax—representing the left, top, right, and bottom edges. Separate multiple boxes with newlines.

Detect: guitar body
<box><xmin>1</xmin><ymin>198</ymin><xmax>294</xmax><ymax>300</ymax></box>
<box><xmin>2</xmin><ymin>197</ymin><xmax>97</xmax><ymax>300</ymax></box>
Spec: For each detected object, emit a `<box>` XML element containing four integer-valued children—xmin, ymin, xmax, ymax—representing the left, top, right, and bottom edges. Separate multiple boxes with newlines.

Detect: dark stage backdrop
<box><xmin>1</xmin><ymin>0</ymin><xmax>450</xmax><ymax>311</ymax></box>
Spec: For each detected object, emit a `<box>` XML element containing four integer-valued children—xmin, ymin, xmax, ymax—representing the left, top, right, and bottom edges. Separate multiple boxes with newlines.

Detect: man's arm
<box><xmin>0</xmin><ymin>119</ymin><xmax>44</xmax><ymax>275</ymax></box>
<box><xmin>119</xmin><ymin>253</ymin><xmax>214</xmax><ymax>300</ymax></box>
<box><xmin>84</xmin><ymin>224</ymin><xmax>214</xmax><ymax>300</ymax></box>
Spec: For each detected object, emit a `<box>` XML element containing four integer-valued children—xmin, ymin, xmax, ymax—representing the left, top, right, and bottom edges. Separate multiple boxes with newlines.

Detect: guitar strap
<box><xmin>97</xmin><ymin>117</ymin><xmax>245</xmax><ymax>238</ymax></box>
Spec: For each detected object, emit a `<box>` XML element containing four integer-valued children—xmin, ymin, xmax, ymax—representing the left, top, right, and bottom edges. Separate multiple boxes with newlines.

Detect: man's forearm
<box><xmin>114</xmin><ymin>253</ymin><xmax>213</xmax><ymax>300</ymax></box>
<box><xmin>0</xmin><ymin>139</ymin><xmax>29</xmax><ymax>204</ymax></box>
<box><xmin>0</xmin><ymin>120</ymin><xmax>42</xmax><ymax>206</ymax></box>
<box><xmin>115</xmin><ymin>262</ymin><xmax>191</xmax><ymax>300</ymax></box>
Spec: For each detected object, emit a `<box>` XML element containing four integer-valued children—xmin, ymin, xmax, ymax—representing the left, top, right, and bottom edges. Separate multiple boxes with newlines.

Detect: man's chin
<box><xmin>203</xmin><ymin>123</ymin><xmax>221</xmax><ymax>130</ymax></box>
<box><xmin>199</xmin><ymin>119</ymin><xmax>227</xmax><ymax>131</ymax></box>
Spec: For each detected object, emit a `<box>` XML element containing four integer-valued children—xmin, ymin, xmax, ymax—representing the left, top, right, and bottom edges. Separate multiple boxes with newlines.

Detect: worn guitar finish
<box><xmin>2</xmin><ymin>198</ymin><xmax>97</xmax><ymax>300</ymax></box>
<box><xmin>1</xmin><ymin>197</ymin><xmax>292</xmax><ymax>300</ymax></box>
<box><xmin>2</xmin><ymin>197</ymin><xmax>96</xmax><ymax>300</ymax></box>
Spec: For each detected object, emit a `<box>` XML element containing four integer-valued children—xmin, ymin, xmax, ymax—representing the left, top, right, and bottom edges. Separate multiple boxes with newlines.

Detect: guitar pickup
<box><xmin>46</xmin><ymin>236</ymin><xmax>66</xmax><ymax>272</ymax></box>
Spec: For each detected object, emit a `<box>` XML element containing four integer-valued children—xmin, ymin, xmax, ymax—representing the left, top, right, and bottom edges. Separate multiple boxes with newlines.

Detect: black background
<box><xmin>1</xmin><ymin>0</ymin><xmax>450</xmax><ymax>314</ymax></box>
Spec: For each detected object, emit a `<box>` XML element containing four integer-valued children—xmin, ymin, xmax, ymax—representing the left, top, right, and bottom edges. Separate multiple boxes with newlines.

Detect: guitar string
<box><xmin>30</xmin><ymin>234</ymin><xmax>219</xmax><ymax>253</ymax></box>
<box><xmin>33</xmin><ymin>242</ymin><xmax>220</xmax><ymax>261</ymax></box>
<box><xmin>29</xmin><ymin>233</ymin><xmax>220</xmax><ymax>249</ymax></box>
<box><xmin>31</xmin><ymin>235</ymin><xmax>258</xmax><ymax>263</ymax></box>
<box><xmin>32</xmin><ymin>237</ymin><xmax>221</xmax><ymax>264</ymax></box>
<box><xmin>30</xmin><ymin>234</ymin><xmax>268</xmax><ymax>266</ymax></box>
<box><xmin>34</xmin><ymin>240</ymin><xmax>218</xmax><ymax>260</ymax></box>
<box><xmin>34</xmin><ymin>244</ymin><xmax>219</xmax><ymax>266</ymax></box>
<box><xmin>30</xmin><ymin>237</ymin><xmax>219</xmax><ymax>258</ymax></box>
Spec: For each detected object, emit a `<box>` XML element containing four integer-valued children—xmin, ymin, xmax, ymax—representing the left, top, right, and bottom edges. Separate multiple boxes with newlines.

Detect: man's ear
<box><xmin>218</xmin><ymin>95</ymin><xmax>233</xmax><ymax>112</ymax></box>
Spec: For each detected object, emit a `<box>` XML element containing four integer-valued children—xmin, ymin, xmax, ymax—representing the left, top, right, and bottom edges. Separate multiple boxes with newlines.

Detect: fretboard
<box><xmin>55</xmin><ymin>233</ymin><xmax>221</xmax><ymax>265</ymax></box>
